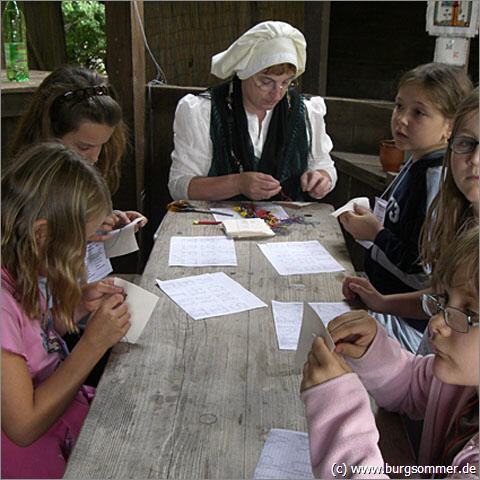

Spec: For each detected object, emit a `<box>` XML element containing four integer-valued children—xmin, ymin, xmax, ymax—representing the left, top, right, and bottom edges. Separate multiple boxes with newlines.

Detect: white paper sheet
<box><xmin>330</xmin><ymin>196</ymin><xmax>371</xmax><ymax>218</ymax></box>
<box><xmin>156</xmin><ymin>272</ymin><xmax>267</xmax><ymax>320</ymax></box>
<box><xmin>253</xmin><ymin>428</ymin><xmax>314</xmax><ymax>479</ymax></box>
<box><xmin>308</xmin><ymin>302</ymin><xmax>352</xmax><ymax>326</ymax></box>
<box><xmin>258</xmin><ymin>241</ymin><xmax>345</xmax><ymax>275</ymax></box>
<box><xmin>211</xmin><ymin>203</ymin><xmax>289</xmax><ymax>222</ymax></box>
<box><xmin>85</xmin><ymin>242</ymin><xmax>113</xmax><ymax>283</ymax></box>
<box><xmin>114</xmin><ymin>278</ymin><xmax>159</xmax><ymax>344</ymax></box>
<box><xmin>169</xmin><ymin>236</ymin><xmax>237</xmax><ymax>266</ymax></box>
<box><xmin>295</xmin><ymin>304</ymin><xmax>336</xmax><ymax>369</ymax></box>
<box><xmin>104</xmin><ymin>217</ymin><xmax>143</xmax><ymax>258</ymax></box>
<box><xmin>271</xmin><ymin>301</ymin><xmax>304</xmax><ymax>350</ymax></box>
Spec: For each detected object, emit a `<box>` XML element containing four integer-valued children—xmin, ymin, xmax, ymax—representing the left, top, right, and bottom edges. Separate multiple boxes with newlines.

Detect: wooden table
<box><xmin>65</xmin><ymin>202</ymin><xmax>413</xmax><ymax>478</ymax></box>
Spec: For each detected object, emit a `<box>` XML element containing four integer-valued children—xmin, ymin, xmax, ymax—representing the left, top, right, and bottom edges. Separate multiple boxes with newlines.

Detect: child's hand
<box><xmin>82</xmin><ymin>278</ymin><xmax>125</xmax><ymax>313</ymax></box>
<box><xmin>328</xmin><ymin>311</ymin><xmax>377</xmax><ymax>359</ymax></box>
<box><xmin>82</xmin><ymin>294</ymin><xmax>131</xmax><ymax>351</ymax></box>
<box><xmin>117</xmin><ymin>210</ymin><xmax>148</xmax><ymax>231</ymax></box>
<box><xmin>339</xmin><ymin>204</ymin><xmax>383</xmax><ymax>241</ymax></box>
<box><xmin>88</xmin><ymin>212</ymin><xmax>121</xmax><ymax>242</ymax></box>
<box><xmin>300</xmin><ymin>337</ymin><xmax>352</xmax><ymax>392</ymax></box>
<box><xmin>342</xmin><ymin>276</ymin><xmax>387</xmax><ymax>312</ymax></box>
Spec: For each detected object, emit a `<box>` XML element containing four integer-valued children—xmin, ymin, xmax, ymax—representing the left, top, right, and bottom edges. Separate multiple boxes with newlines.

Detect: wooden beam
<box><xmin>105</xmin><ymin>0</ymin><xmax>146</xmax><ymax>272</ymax></box>
<box><xmin>23</xmin><ymin>1</ymin><xmax>67</xmax><ymax>70</ymax></box>
<box><xmin>303</xmin><ymin>2</ymin><xmax>331</xmax><ymax>96</ymax></box>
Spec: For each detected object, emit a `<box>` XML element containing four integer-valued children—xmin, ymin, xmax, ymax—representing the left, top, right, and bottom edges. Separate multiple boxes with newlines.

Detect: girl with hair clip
<box><xmin>1</xmin><ymin>142</ymin><xmax>131</xmax><ymax>479</ymax></box>
<box><xmin>339</xmin><ymin>63</ymin><xmax>473</xmax><ymax>353</ymax></box>
<box><xmin>301</xmin><ymin>225</ymin><xmax>479</xmax><ymax>479</ymax></box>
<box><xmin>9</xmin><ymin>65</ymin><xmax>147</xmax><ymax>243</ymax></box>
<box><xmin>342</xmin><ymin>86</ymin><xmax>479</xmax><ymax>355</ymax></box>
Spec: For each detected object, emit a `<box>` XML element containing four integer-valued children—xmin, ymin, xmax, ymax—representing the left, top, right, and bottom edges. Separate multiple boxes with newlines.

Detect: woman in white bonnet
<box><xmin>168</xmin><ymin>20</ymin><xmax>337</xmax><ymax>202</ymax></box>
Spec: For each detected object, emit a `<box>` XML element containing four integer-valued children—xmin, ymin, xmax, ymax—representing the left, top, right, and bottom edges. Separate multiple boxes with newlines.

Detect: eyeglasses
<box><xmin>448</xmin><ymin>136</ymin><xmax>479</xmax><ymax>155</ymax></box>
<box><xmin>252</xmin><ymin>75</ymin><xmax>296</xmax><ymax>93</ymax></box>
<box><xmin>421</xmin><ymin>293</ymin><xmax>479</xmax><ymax>333</ymax></box>
<box><xmin>59</xmin><ymin>85</ymin><xmax>111</xmax><ymax>103</ymax></box>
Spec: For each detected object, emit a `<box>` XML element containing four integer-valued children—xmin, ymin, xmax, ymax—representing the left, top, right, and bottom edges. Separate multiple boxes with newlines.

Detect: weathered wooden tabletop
<box><xmin>65</xmin><ymin>202</ymin><xmax>413</xmax><ymax>479</ymax></box>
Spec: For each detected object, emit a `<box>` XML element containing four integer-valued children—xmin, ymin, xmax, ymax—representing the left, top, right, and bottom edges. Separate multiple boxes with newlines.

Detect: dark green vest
<box><xmin>206</xmin><ymin>76</ymin><xmax>311</xmax><ymax>201</ymax></box>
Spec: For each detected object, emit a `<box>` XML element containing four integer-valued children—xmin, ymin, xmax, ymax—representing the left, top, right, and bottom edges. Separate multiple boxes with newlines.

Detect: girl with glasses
<box><xmin>339</xmin><ymin>65</ymin><xmax>473</xmax><ymax>353</ymax></box>
<box><xmin>301</xmin><ymin>225</ymin><xmax>478</xmax><ymax>478</ymax></box>
<box><xmin>168</xmin><ymin>21</ymin><xmax>337</xmax><ymax>202</ymax></box>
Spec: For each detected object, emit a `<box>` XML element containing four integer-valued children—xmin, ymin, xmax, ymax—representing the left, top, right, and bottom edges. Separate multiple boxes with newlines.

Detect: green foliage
<box><xmin>62</xmin><ymin>1</ymin><xmax>106</xmax><ymax>73</ymax></box>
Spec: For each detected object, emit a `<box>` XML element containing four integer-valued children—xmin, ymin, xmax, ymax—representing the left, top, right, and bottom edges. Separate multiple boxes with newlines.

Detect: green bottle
<box><xmin>2</xmin><ymin>0</ymin><xmax>29</xmax><ymax>82</ymax></box>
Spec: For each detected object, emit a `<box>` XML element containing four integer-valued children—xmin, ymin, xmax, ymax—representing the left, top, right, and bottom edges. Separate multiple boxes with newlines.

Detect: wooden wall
<box><xmin>143</xmin><ymin>2</ymin><xmax>304</xmax><ymax>87</ymax></box>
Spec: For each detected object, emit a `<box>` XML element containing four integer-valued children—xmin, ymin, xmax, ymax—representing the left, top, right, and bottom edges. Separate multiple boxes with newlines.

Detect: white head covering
<box><xmin>211</xmin><ymin>21</ymin><xmax>306</xmax><ymax>80</ymax></box>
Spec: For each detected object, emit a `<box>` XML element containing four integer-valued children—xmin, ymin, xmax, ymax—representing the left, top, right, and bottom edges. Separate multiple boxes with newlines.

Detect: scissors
<box><xmin>167</xmin><ymin>200</ymin><xmax>234</xmax><ymax>216</ymax></box>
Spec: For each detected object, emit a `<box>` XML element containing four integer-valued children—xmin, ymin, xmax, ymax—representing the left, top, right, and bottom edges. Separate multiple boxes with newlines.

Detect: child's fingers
<box><xmin>334</xmin><ymin>341</ymin><xmax>366</xmax><ymax>359</ymax></box>
<box><xmin>311</xmin><ymin>336</ymin><xmax>334</xmax><ymax>364</ymax></box>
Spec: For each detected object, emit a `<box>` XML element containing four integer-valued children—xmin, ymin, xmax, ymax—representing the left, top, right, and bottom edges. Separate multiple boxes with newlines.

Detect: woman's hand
<box><xmin>300</xmin><ymin>170</ymin><xmax>332</xmax><ymax>199</ymax></box>
<box><xmin>82</xmin><ymin>293</ymin><xmax>131</xmax><ymax>351</ymax></box>
<box><xmin>300</xmin><ymin>336</ymin><xmax>352</xmax><ymax>393</ymax></box>
<box><xmin>342</xmin><ymin>276</ymin><xmax>387</xmax><ymax>312</ymax></box>
<box><xmin>328</xmin><ymin>310</ymin><xmax>378</xmax><ymax>359</ymax></box>
<box><xmin>339</xmin><ymin>204</ymin><xmax>383</xmax><ymax>241</ymax></box>
<box><xmin>238</xmin><ymin>172</ymin><xmax>281</xmax><ymax>200</ymax></box>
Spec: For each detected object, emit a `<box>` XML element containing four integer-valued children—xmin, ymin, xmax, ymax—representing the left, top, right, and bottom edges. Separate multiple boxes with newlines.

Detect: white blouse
<box><xmin>168</xmin><ymin>94</ymin><xmax>337</xmax><ymax>200</ymax></box>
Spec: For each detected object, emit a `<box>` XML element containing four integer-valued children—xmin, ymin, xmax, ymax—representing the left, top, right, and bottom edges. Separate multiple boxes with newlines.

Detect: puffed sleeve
<box><xmin>168</xmin><ymin>94</ymin><xmax>214</xmax><ymax>200</ymax></box>
<box><xmin>304</xmin><ymin>96</ymin><xmax>338</xmax><ymax>190</ymax></box>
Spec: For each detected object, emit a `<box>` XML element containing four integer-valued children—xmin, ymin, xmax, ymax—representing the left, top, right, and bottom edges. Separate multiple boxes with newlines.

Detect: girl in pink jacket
<box><xmin>301</xmin><ymin>226</ymin><xmax>478</xmax><ymax>479</ymax></box>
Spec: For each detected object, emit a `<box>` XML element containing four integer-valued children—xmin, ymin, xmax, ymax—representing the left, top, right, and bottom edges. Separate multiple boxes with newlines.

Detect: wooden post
<box><xmin>303</xmin><ymin>2</ymin><xmax>331</xmax><ymax>96</ymax></box>
<box><xmin>105</xmin><ymin>0</ymin><xmax>146</xmax><ymax>272</ymax></box>
<box><xmin>23</xmin><ymin>1</ymin><xmax>67</xmax><ymax>70</ymax></box>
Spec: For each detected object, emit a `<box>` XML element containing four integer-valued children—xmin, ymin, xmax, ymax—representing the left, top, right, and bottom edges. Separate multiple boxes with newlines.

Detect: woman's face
<box><xmin>60</xmin><ymin>121</ymin><xmax>115</xmax><ymax>164</ymax></box>
<box><xmin>450</xmin><ymin>112</ymin><xmax>479</xmax><ymax>215</ymax></box>
<box><xmin>241</xmin><ymin>70</ymin><xmax>295</xmax><ymax>115</ymax></box>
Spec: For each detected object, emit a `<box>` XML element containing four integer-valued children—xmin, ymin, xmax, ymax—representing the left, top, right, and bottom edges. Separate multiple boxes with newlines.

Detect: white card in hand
<box><xmin>114</xmin><ymin>278</ymin><xmax>159</xmax><ymax>344</ymax></box>
<box><xmin>330</xmin><ymin>196</ymin><xmax>371</xmax><ymax>218</ymax></box>
<box><xmin>104</xmin><ymin>217</ymin><xmax>143</xmax><ymax>258</ymax></box>
<box><xmin>294</xmin><ymin>304</ymin><xmax>335</xmax><ymax>370</ymax></box>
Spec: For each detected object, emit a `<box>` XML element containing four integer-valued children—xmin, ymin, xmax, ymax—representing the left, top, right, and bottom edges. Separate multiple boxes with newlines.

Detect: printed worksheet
<box><xmin>253</xmin><ymin>428</ymin><xmax>314</xmax><ymax>479</ymax></box>
<box><xmin>271</xmin><ymin>301</ymin><xmax>304</xmax><ymax>350</ymax></box>
<box><xmin>104</xmin><ymin>217</ymin><xmax>143</xmax><ymax>258</ymax></box>
<box><xmin>156</xmin><ymin>272</ymin><xmax>267</xmax><ymax>320</ymax></box>
<box><xmin>258</xmin><ymin>241</ymin><xmax>345</xmax><ymax>275</ymax></box>
<box><xmin>85</xmin><ymin>242</ymin><xmax>113</xmax><ymax>283</ymax></box>
<box><xmin>169</xmin><ymin>236</ymin><xmax>237</xmax><ymax>266</ymax></box>
<box><xmin>308</xmin><ymin>302</ymin><xmax>352</xmax><ymax>326</ymax></box>
<box><xmin>211</xmin><ymin>203</ymin><xmax>289</xmax><ymax>222</ymax></box>
<box><xmin>114</xmin><ymin>278</ymin><xmax>159</xmax><ymax>344</ymax></box>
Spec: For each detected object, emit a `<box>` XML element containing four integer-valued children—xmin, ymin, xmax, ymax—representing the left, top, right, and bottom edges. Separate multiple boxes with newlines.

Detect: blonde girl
<box><xmin>1</xmin><ymin>142</ymin><xmax>131</xmax><ymax>479</ymax></box>
<box><xmin>302</xmin><ymin>226</ymin><xmax>479</xmax><ymax>478</ymax></box>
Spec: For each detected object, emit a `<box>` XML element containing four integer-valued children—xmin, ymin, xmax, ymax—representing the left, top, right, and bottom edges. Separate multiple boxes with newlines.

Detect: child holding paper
<box><xmin>339</xmin><ymin>63</ymin><xmax>473</xmax><ymax>352</ymax></box>
<box><xmin>342</xmin><ymin>87</ymin><xmax>479</xmax><ymax>353</ymax></box>
<box><xmin>301</xmin><ymin>226</ymin><xmax>478</xmax><ymax>478</ymax></box>
<box><xmin>1</xmin><ymin>142</ymin><xmax>131</xmax><ymax>478</ymax></box>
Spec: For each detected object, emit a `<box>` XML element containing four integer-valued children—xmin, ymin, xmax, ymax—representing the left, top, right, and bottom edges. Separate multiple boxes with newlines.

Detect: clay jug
<box><xmin>379</xmin><ymin>139</ymin><xmax>404</xmax><ymax>172</ymax></box>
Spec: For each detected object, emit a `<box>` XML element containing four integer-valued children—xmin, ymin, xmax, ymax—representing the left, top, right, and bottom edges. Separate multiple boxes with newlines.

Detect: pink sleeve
<box><xmin>348</xmin><ymin>326</ymin><xmax>434</xmax><ymax>420</ymax></box>
<box><xmin>302</xmin><ymin>373</ymin><xmax>388</xmax><ymax>479</ymax></box>
<box><xmin>0</xmin><ymin>303</ymin><xmax>28</xmax><ymax>361</ymax></box>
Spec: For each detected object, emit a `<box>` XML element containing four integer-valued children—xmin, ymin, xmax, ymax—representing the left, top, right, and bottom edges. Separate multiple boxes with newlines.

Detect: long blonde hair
<box><xmin>2</xmin><ymin>142</ymin><xmax>112</xmax><ymax>332</ymax></box>
<box><xmin>8</xmin><ymin>66</ymin><xmax>127</xmax><ymax>194</ymax></box>
<box><xmin>432</xmin><ymin>225</ymin><xmax>479</xmax><ymax>297</ymax></box>
<box><xmin>420</xmin><ymin>87</ymin><xmax>479</xmax><ymax>270</ymax></box>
